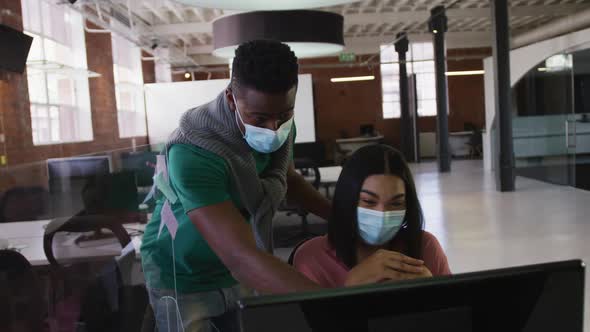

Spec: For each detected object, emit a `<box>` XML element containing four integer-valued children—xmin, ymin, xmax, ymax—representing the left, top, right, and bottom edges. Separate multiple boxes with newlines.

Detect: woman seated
<box><xmin>294</xmin><ymin>144</ymin><xmax>450</xmax><ymax>288</ymax></box>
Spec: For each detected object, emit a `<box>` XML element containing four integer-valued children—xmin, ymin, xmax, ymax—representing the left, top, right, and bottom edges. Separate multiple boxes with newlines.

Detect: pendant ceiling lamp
<box><xmin>212</xmin><ymin>10</ymin><xmax>344</xmax><ymax>59</ymax></box>
<box><xmin>175</xmin><ymin>0</ymin><xmax>360</xmax><ymax>11</ymax></box>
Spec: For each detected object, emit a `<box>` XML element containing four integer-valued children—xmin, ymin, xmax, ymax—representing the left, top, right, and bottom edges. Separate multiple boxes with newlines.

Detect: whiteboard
<box><xmin>144</xmin><ymin>74</ymin><xmax>316</xmax><ymax>145</ymax></box>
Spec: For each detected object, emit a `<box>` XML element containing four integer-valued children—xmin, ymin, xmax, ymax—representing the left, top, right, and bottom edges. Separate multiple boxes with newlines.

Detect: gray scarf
<box><xmin>165</xmin><ymin>92</ymin><xmax>293</xmax><ymax>253</ymax></box>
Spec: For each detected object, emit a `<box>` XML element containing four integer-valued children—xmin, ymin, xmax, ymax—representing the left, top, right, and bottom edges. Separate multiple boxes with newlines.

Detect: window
<box><xmin>380</xmin><ymin>42</ymin><xmax>437</xmax><ymax>119</ymax></box>
<box><xmin>21</xmin><ymin>0</ymin><xmax>93</xmax><ymax>145</ymax></box>
<box><xmin>111</xmin><ymin>33</ymin><xmax>146</xmax><ymax>138</ymax></box>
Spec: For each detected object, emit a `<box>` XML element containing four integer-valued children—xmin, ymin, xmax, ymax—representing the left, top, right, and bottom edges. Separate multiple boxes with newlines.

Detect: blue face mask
<box><xmin>233</xmin><ymin>95</ymin><xmax>293</xmax><ymax>154</ymax></box>
<box><xmin>357</xmin><ymin>207</ymin><xmax>405</xmax><ymax>246</ymax></box>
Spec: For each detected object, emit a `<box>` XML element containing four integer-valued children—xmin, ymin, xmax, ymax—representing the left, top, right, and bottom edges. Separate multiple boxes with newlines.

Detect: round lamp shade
<box><xmin>175</xmin><ymin>0</ymin><xmax>359</xmax><ymax>11</ymax></box>
<box><xmin>213</xmin><ymin>10</ymin><xmax>344</xmax><ymax>59</ymax></box>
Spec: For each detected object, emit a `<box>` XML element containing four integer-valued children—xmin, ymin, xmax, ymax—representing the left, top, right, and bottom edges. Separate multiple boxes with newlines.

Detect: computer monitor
<box><xmin>47</xmin><ymin>156</ymin><xmax>112</xmax><ymax>217</ymax></box>
<box><xmin>120</xmin><ymin>151</ymin><xmax>158</xmax><ymax>187</ymax></box>
<box><xmin>47</xmin><ymin>156</ymin><xmax>112</xmax><ymax>183</ymax></box>
<box><xmin>293</xmin><ymin>142</ymin><xmax>326</xmax><ymax>167</ymax></box>
<box><xmin>0</xmin><ymin>24</ymin><xmax>33</xmax><ymax>73</ymax></box>
<box><xmin>360</xmin><ymin>124</ymin><xmax>375</xmax><ymax>137</ymax></box>
<box><xmin>237</xmin><ymin>260</ymin><xmax>584</xmax><ymax>332</ymax></box>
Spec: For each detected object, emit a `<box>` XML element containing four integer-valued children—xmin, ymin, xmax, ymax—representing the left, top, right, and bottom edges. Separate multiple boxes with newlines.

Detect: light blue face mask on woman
<box><xmin>357</xmin><ymin>207</ymin><xmax>405</xmax><ymax>246</ymax></box>
<box><xmin>233</xmin><ymin>95</ymin><xmax>293</xmax><ymax>153</ymax></box>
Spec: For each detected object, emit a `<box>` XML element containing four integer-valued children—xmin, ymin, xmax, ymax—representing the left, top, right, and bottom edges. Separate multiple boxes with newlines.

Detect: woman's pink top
<box><xmin>293</xmin><ymin>231</ymin><xmax>451</xmax><ymax>288</ymax></box>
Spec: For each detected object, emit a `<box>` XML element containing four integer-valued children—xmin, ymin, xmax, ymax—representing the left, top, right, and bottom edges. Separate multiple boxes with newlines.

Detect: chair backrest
<box><xmin>287</xmin><ymin>237</ymin><xmax>315</xmax><ymax>266</ymax></box>
<box><xmin>43</xmin><ymin>215</ymin><xmax>132</xmax><ymax>268</ymax></box>
<box><xmin>0</xmin><ymin>186</ymin><xmax>49</xmax><ymax>223</ymax></box>
<box><xmin>0</xmin><ymin>249</ymin><xmax>46</xmax><ymax>331</ymax></box>
<box><xmin>294</xmin><ymin>158</ymin><xmax>321</xmax><ymax>190</ymax></box>
<box><xmin>43</xmin><ymin>216</ymin><xmax>137</xmax><ymax>332</ymax></box>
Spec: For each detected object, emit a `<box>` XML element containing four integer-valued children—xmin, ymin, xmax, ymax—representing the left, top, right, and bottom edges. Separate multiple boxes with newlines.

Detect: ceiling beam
<box><xmin>142</xmin><ymin>3</ymin><xmax>587</xmax><ymax>37</ymax></box>
<box><xmin>345</xmin><ymin>3</ymin><xmax>588</xmax><ymax>25</ymax></box>
<box><xmin>192</xmin><ymin>8</ymin><xmax>206</xmax><ymax>22</ymax></box>
<box><xmin>165</xmin><ymin>1</ymin><xmax>185</xmax><ymax>22</ymax></box>
<box><xmin>188</xmin><ymin>44</ymin><xmax>215</xmax><ymax>54</ymax></box>
<box><xmin>142</xmin><ymin>1</ymin><xmax>170</xmax><ymax>24</ymax></box>
<box><xmin>191</xmin><ymin>32</ymin><xmax>208</xmax><ymax>45</ymax></box>
<box><xmin>142</xmin><ymin>21</ymin><xmax>211</xmax><ymax>35</ymax></box>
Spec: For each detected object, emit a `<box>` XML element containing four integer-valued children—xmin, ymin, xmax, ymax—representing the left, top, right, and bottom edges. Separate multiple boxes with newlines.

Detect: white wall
<box><xmin>483</xmin><ymin>27</ymin><xmax>590</xmax><ymax>171</ymax></box>
<box><xmin>144</xmin><ymin>74</ymin><xmax>316</xmax><ymax>145</ymax></box>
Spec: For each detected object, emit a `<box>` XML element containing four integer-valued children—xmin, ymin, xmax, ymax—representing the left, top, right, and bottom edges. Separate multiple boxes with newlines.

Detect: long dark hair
<box><xmin>327</xmin><ymin>144</ymin><xmax>424</xmax><ymax>268</ymax></box>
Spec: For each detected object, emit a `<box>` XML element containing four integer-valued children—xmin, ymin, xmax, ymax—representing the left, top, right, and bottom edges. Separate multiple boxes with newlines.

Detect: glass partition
<box><xmin>0</xmin><ymin>144</ymin><xmax>162</xmax><ymax>332</ymax></box>
<box><xmin>512</xmin><ymin>42</ymin><xmax>590</xmax><ymax>190</ymax></box>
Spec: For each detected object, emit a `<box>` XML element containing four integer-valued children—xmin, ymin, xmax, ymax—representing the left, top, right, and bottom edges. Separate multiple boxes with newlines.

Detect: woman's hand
<box><xmin>344</xmin><ymin>249</ymin><xmax>430</xmax><ymax>287</ymax></box>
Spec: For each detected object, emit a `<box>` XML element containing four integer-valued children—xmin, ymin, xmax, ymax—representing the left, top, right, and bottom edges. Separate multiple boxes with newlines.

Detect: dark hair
<box><xmin>328</xmin><ymin>145</ymin><xmax>424</xmax><ymax>268</ymax></box>
<box><xmin>231</xmin><ymin>40</ymin><xmax>299</xmax><ymax>94</ymax></box>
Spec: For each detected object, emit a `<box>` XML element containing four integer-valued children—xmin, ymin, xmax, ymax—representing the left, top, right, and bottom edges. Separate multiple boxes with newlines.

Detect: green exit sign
<box><xmin>339</xmin><ymin>52</ymin><xmax>356</xmax><ymax>62</ymax></box>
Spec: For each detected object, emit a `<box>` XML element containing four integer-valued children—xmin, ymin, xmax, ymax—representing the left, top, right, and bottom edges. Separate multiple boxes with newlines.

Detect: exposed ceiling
<box><xmin>74</xmin><ymin>0</ymin><xmax>590</xmax><ymax>67</ymax></box>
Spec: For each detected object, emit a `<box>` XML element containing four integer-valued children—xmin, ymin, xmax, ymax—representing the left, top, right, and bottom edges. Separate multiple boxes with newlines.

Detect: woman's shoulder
<box><xmin>421</xmin><ymin>230</ymin><xmax>441</xmax><ymax>245</ymax></box>
<box><xmin>420</xmin><ymin>230</ymin><xmax>445</xmax><ymax>254</ymax></box>
<box><xmin>294</xmin><ymin>235</ymin><xmax>332</xmax><ymax>259</ymax></box>
<box><xmin>419</xmin><ymin>230</ymin><xmax>451</xmax><ymax>275</ymax></box>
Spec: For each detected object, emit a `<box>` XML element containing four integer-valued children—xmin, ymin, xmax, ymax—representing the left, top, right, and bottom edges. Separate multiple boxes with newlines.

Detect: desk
<box><xmin>0</xmin><ymin>220</ymin><xmax>144</xmax><ymax>267</ymax></box>
<box><xmin>335</xmin><ymin>136</ymin><xmax>384</xmax><ymax>163</ymax></box>
<box><xmin>319</xmin><ymin>166</ymin><xmax>342</xmax><ymax>198</ymax></box>
<box><xmin>449</xmin><ymin>131</ymin><xmax>472</xmax><ymax>157</ymax></box>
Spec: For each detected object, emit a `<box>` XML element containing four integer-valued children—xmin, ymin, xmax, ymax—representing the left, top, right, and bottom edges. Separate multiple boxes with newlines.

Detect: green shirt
<box><xmin>141</xmin><ymin>128</ymin><xmax>295</xmax><ymax>292</ymax></box>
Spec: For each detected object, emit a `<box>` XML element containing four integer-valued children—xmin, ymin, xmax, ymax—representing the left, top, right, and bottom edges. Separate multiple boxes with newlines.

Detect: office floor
<box><xmin>274</xmin><ymin>160</ymin><xmax>590</xmax><ymax>328</ymax></box>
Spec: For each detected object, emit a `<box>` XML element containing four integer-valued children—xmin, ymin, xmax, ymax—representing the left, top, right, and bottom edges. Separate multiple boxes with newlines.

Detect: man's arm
<box><xmin>286</xmin><ymin>163</ymin><xmax>332</xmax><ymax>220</ymax></box>
<box><xmin>189</xmin><ymin>201</ymin><xmax>322</xmax><ymax>294</ymax></box>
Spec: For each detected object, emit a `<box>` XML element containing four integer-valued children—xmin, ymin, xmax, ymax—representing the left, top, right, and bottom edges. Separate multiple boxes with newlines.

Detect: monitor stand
<box><xmin>75</xmin><ymin>229</ymin><xmax>118</xmax><ymax>248</ymax></box>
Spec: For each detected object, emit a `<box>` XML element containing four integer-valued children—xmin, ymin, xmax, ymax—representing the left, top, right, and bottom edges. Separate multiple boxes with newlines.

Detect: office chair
<box><xmin>43</xmin><ymin>215</ymin><xmax>146</xmax><ymax>332</ymax></box>
<box><xmin>0</xmin><ymin>249</ymin><xmax>48</xmax><ymax>332</ymax></box>
<box><xmin>467</xmin><ymin>129</ymin><xmax>483</xmax><ymax>159</ymax></box>
<box><xmin>277</xmin><ymin>158</ymin><xmax>322</xmax><ymax>245</ymax></box>
<box><xmin>0</xmin><ymin>186</ymin><xmax>49</xmax><ymax>223</ymax></box>
<box><xmin>287</xmin><ymin>237</ymin><xmax>315</xmax><ymax>266</ymax></box>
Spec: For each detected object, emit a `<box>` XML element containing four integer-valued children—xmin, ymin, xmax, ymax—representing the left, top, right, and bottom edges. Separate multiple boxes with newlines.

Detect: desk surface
<box><xmin>449</xmin><ymin>131</ymin><xmax>473</xmax><ymax>136</ymax></box>
<box><xmin>1</xmin><ymin>220</ymin><xmax>51</xmax><ymax>239</ymax></box>
<box><xmin>0</xmin><ymin>220</ymin><xmax>143</xmax><ymax>267</ymax></box>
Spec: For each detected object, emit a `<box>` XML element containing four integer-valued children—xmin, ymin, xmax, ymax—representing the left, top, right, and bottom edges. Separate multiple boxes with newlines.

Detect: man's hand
<box><xmin>344</xmin><ymin>249</ymin><xmax>431</xmax><ymax>287</ymax></box>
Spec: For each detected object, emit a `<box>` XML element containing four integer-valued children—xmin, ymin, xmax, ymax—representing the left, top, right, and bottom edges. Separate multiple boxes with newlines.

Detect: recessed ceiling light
<box><xmin>330</xmin><ymin>75</ymin><xmax>375</xmax><ymax>82</ymax></box>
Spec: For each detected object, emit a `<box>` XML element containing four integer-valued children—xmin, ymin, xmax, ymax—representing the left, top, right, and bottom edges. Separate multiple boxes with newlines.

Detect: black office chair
<box><xmin>287</xmin><ymin>237</ymin><xmax>315</xmax><ymax>266</ymax></box>
<box><xmin>0</xmin><ymin>249</ymin><xmax>48</xmax><ymax>332</ymax></box>
<box><xmin>43</xmin><ymin>215</ymin><xmax>132</xmax><ymax>268</ymax></box>
<box><xmin>0</xmin><ymin>186</ymin><xmax>49</xmax><ymax>223</ymax></box>
<box><xmin>277</xmin><ymin>158</ymin><xmax>322</xmax><ymax>245</ymax></box>
<box><xmin>43</xmin><ymin>215</ymin><xmax>146</xmax><ymax>332</ymax></box>
<box><xmin>466</xmin><ymin>130</ymin><xmax>483</xmax><ymax>159</ymax></box>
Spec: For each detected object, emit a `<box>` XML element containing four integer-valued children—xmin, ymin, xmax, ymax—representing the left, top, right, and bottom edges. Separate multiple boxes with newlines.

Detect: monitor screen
<box><xmin>360</xmin><ymin>124</ymin><xmax>375</xmax><ymax>137</ymax></box>
<box><xmin>237</xmin><ymin>260</ymin><xmax>584</xmax><ymax>332</ymax></box>
<box><xmin>46</xmin><ymin>156</ymin><xmax>112</xmax><ymax>217</ymax></box>
<box><xmin>47</xmin><ymin>156</ymin><xmax>112</xmax><ymax>184</ymax></box>
<box><xmin>0</xmin><ymin>24</ymin><xmax>33</xmax><ymax>73</ymax></box>
<box><xmin>120</xmin><ymin>151</ymin><xmax>158</xmax><ymax>187</ymax></box>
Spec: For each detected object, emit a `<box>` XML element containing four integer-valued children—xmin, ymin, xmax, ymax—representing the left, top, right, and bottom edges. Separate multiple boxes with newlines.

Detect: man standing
<box><xmin>141</xmin><ymin>40</ymin><xmax>331</xmax><ymax>331</ymax></box>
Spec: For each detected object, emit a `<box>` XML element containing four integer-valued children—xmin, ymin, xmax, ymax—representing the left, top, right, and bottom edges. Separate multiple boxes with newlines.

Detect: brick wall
<box><xmin>298</xmin><ymin>49</ymin><xmax>490</xmax><ymax>159</ymax></box>
<box><xmin>0</xmin><ymin>1</ymin><xmax>153</xmax><ymax>191</ymax></box>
